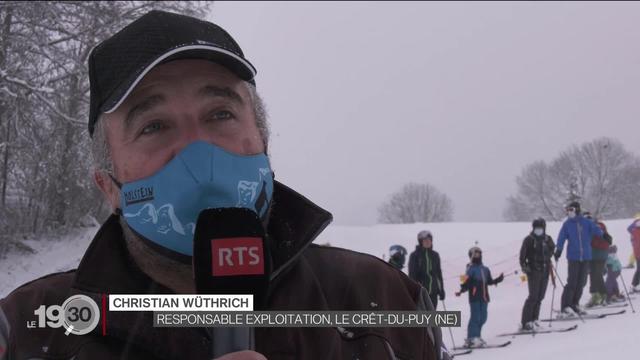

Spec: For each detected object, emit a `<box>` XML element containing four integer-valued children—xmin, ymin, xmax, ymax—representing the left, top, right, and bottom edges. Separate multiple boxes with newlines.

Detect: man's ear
<box><xmin>94</xmin><ymin>170</ymin><xmax>120</xmax><ymax>212</ymax></box>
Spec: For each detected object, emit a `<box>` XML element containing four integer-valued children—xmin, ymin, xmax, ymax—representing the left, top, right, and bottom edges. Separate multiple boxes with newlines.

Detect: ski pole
<box><xmin>618</xmin><ymin>269</ymin><xmax>636</xmax><ymax>313</ymax></box>
<box><xmin>549</xmin><ymin>273</ymin><xmax>556</xmax><ymax>328</ymax></box>
<box><xmin>503</xmin><ymin>269</ymin><xmax>520</xmax><ymax>278</ymax></box>
<box><xmin>441</xmin><ymin>300</ymin><xmax>457</xmax><ymax>350</ymax></box>
<box><xmin>551</xmin><ymin>261</ymin><xmax>566</xmax><ymax>288</ymax></box>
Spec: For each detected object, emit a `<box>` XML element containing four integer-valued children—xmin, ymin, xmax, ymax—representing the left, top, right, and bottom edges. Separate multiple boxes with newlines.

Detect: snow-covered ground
<box><xmin>1</xmin><ymin>218</ymin><xmax>637</xmax><ymax>359</ymax></box>
<box><xmin>317</xmin><ymin>218</ymin><xmax>639</xmax><ymax>359</ymax></box>
<box><xmin>0</xmin><ymin>227</ymin><xmax>97</xmax><ymax>298</ymax></box>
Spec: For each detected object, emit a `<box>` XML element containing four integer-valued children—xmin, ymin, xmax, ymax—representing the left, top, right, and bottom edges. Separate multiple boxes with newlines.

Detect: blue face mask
<box><xmin>115</xmin><ymin>141</ymin><xmax>273</xmax><ymax>261</ymax></box>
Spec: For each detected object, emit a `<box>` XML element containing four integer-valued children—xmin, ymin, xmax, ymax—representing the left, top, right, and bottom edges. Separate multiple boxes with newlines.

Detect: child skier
<box><xmin>455</xmin><ymin>246</ymin><xmax>504</xmax><ymax>348</ymax></box>
<box><xmin>605</xmin><ymin>245</ymin><xmax>624</xmax><ymax>302</ymax></box>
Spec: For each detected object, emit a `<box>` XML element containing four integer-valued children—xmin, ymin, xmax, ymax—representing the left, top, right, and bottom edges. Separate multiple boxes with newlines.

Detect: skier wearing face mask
<box><xmin>554</xmin><ymin>201</ymin><xmax>604</xmax><ymax>317</ymax></box>
<box><xmin>519</xmin><ymin>218</ymin><xmax>555</xmax><ymax>330</ymax></box>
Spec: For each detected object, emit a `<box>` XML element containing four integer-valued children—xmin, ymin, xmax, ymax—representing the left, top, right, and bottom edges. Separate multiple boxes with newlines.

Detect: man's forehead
<box><xmin>129</xmin><ymin>60</ymin><xmax>244</xmax><ymax>96</ymax></box>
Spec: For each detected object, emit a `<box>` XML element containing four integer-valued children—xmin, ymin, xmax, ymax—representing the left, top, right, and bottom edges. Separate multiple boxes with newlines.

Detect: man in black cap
<box><xmin>0</xmin><ymin>11</ymin><xmax>449</xmax><ymax>360</ymax></box>
<box><xmin>554</xmin><ymin>201</ymin><xmax>603</xmax><ymax>317</ymax></box>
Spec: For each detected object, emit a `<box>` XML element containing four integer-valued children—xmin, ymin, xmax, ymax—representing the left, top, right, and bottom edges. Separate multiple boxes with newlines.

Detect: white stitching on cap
<box><xmin>103</xmin><ymin>44</ymin><xmax>257</xmax><ymax>114</ymax></box>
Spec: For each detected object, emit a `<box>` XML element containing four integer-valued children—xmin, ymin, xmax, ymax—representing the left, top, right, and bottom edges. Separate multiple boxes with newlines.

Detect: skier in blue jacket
<box><xmin>554</xmin><ymin>201</ymin><xmax>603</xmax><ymax>316</ymax></box>
<box><xmin>455</xmin><ymin>246</ymin><xmax>504</xmax><ymax>348</ymax></box>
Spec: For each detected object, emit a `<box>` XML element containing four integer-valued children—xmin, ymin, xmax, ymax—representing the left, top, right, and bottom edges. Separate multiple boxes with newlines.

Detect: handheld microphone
<box><xmin>193</xmin><ymin>208</ymin><xmax>272</xmax><ymax>357</ymax></box>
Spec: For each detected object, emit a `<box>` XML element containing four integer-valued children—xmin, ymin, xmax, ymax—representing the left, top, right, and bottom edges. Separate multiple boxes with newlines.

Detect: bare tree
<box><xmin>505</xmin><ymin>137</ymin><xmax>640</xmax><ymax>221</ymax></box>
<box><xmin>0</xmin><ymin>2</ymin><xmax>211</xmax><ymax>251</ymax></box>
<box><xmin>378</xmin><ymin>182</ymin><xmax>454</xmax><ymax>223</ymax></box>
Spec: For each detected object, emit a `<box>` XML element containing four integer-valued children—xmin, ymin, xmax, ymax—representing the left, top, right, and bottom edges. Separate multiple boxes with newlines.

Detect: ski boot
<box><xmin>463</xmin><ymin>338</ymin><xmax>473</xmax><ymax>348</ymax></box>
<box><xmin>557</xmin><ymin>307</ymin><xmax>576</xmax><ymax>319</ymax></box>
<box><xmin>572</xmin><ymin>305</ymin><xmax>587</xmax><ymax>315</ymax></box>
<box><xmin>471</xmin><ymin>337</ymin><xmax>486</xmax><ymax>348</ymax></box>
<box><xmin>463</xmin><ymin>337</ymin><xmax>486</xmax><ymax>348</ymax></box>
<box><xmin>519</xmin><ymin>322</ymin><xmax>535</xmax><ymax>332</ymax></box>
<box><xmin>532</xmin><ymin>320</ymin><xmax>542</xmax><ymax>330</ymax></box>
<box><xmin>586</xmin><ymin>293</ymin><xmax>601</xmax><ymax>307</ymax></box>
<box><xmin>598</xmin><ymin>293</ymin><xmax>608</xmax><ymax>306</ymax></box>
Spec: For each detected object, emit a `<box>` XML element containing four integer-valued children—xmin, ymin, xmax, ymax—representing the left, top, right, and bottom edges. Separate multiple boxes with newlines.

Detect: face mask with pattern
<box><xmin>113</xmin><ymin>141</ymin><xmax>273</xmax><ymax>262</ymax></box>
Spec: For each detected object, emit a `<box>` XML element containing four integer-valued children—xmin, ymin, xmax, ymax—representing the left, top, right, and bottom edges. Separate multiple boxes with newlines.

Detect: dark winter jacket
<box><xmin>0</xmin><ymin>182</ymin><xmax>449</xmax><ymax>360</ymax></box>
<box><xmin>519</xmin><ymin>233</ymin><xmax>555</xmax><ymax>272</ymax></box>
<box><xmin>591</xmin><ymin>222</ymin><xmax>612</xmax><ymax>261</ymax></box>
<box><xmin>458</xmin><ymin>263</ymin><xmax>503</xmax><ymax>303</ymax></box>
<box><xmin>556</xmin><ymin>215</ymin><xmax>603</xmax><ymax>261</ymax></box>
<box><xmin>408</xmin><ymin>247</ymin><xmax>444</xmax><ymax>298</ymax></box>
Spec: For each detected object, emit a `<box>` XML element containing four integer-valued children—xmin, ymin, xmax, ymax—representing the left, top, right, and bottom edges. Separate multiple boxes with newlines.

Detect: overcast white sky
<box><xmin>209</xmin><ymin>1</ymin><xmax>640</xmax><ymax>225</ymax></box>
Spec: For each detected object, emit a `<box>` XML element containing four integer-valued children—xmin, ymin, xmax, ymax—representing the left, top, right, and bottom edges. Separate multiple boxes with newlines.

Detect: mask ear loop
<box><xmin>107</xmin><ymin>172</ymin><xmax>123</xmax><ymax>216</ymax></box>
<box><xmin>107</xmin><ymin>172</ymin><xmax>123</xmax><ymax>189</ymax></box>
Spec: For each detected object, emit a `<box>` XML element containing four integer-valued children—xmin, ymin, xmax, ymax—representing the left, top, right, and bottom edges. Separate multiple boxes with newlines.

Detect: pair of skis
<box><xmin>584</xmin><ymin>302</ymin><xmax>629</xmax><ymax>310</ymax></box>
<box><xmin>451</xmin><ymin>307</ymin><xmax>628</xmax><ymax>356</ymax></box>
<box><xmin>496</xmin><ymin>324</ymin><xmax>577</xmax><ymax>337</ymax></box>
<box><xmin>452</xmin><ymin>340</ymin><xmax>512</xmax><ymax>354</ymax></box>
<box><xmin>541</xmin><ymin>309</ymin><xmax>626</xmax><ymax>322</ymax></box>
<box><xmin>451</xmin><ymin>324</ymin><xmax>578</xmax><ymax>356</ymax></box>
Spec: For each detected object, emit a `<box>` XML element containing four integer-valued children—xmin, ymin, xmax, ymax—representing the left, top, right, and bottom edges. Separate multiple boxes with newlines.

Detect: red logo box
<box><xmin>211</xmin><ymin>237</ymin><xmax>264</xmax><ymax>276</ymax></box>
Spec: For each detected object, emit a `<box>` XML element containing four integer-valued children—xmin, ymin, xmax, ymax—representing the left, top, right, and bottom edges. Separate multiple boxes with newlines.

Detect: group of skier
<box><xmin>388</xmin><ymin>227</ymin><xmax>504</xmax><ymax>348</ymax></box>
<box><xmin>388</xmin><ymin>200</ymin><xmax>640</xmax><ymax>349</ymax></box>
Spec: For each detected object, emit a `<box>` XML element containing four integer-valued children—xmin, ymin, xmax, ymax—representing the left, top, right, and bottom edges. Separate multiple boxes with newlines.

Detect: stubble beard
<box><xmin>119</xmin><ymin>217</ymin><xmax>195</xmax><ymax>293</ymax></box>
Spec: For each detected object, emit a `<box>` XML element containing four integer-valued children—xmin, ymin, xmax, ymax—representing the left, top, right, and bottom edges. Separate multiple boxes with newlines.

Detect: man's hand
<box><xmin>214</xmin><ymin>351</ymin><xmax>267</xmax><ymax>360</ymax></box>
<box><xmin>554</xmin><ymin>250</ymin><xmax>562</xmax><ymax>262</ymax></box>
<box><xmin>495</xmin><ymin>273</ymin><xmax>504</xmax><ymax>284</ymax></box>
<box><xmin>439</xmin><ymin>289</ymin><xmax>445</xmax><ymax>301</ymax></box>
<box><xmin>455</xmin><ymin>291</ymin><xmax>461</xmax><ymax>297</ymax></box>
<box><xmin>521</xmin><ymin>265</ymin><xmax>531</xmax><ymax>275</ymax></box>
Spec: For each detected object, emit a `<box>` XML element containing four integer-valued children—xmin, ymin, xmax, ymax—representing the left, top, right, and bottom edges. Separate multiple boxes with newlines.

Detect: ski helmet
<box><xmin>468</xmin><ymin>246</ymin><xmax>482</xmax><ymax>259</ymax></box>
<box><xmin>532</xmin><ymin>217</ymin><xmax>546</xmax><ymax>230</ymax></box>
<box><xmin>417</xmin><ymin>230</ymin><xmax>433</xmax><ymax>244</ymax></box>
<box><xmin>389</xmin><ymin>245</ymin><xmax>407</xmax><ymax>270</ymax></box>
<box><xmin>389</xmin><ymin>245</ymin><xmax>407</xmax><ymax>257</ymax></box>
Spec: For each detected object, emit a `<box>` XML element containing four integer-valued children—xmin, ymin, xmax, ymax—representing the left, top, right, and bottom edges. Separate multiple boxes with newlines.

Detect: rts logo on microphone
<box><xmin>211</xmin><ymin>238</ymin><xmax>264</xmax><ymax>276</ymax></box>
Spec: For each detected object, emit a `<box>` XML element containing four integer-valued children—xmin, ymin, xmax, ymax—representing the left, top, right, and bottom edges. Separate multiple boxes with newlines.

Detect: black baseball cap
<box><xmin>88</xmin><ymin>10</ymin><xmax>257</xmax><ymax>136</ymax></box>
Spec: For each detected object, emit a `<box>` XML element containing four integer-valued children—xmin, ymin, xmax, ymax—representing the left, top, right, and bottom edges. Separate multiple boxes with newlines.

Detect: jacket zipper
<box><xmin>481</xmin><ymin>267</ymin><xmax>488</xmax><ymax>302</ymax></box>
<box><xmin>577</xmin><ymin>220</ymin><xmax>583</xmax><ymax>261</ymax></box>
<box><xmin>426</xmin><ymin>250</ymin><xmax>432</xmax><ymax>293</ymax></box>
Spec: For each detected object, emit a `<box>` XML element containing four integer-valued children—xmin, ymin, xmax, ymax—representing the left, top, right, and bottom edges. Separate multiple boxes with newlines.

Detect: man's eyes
<box><xmin>135</xmin><ymin>110</ymin><xmax>235</xmax><ymax>138</ymax></box>
<box><xmin>139</xmin><ymin>121</ymin><xmax>167</xmax><ymax>136</ymax></box>
<box><xmin>208</xmin><ymin>110</ymin><xmax>234</xmax><ymax>122</ymax></box>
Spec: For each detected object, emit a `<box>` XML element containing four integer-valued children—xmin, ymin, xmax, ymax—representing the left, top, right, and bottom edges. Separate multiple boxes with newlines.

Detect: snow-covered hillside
<box><xmin>317</xmin><ymin>218</ymin><xmax>639</xmax><ymax>359</ymax></box>
<box><xmin>1</xmin><ymin>218</ymin><xmax>637</xmax><ymax>359</ymax></box>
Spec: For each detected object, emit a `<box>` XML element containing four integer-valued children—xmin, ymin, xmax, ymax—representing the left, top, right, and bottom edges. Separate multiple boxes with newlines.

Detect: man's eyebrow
<box><xmin>198</xmin><ymin>85</ymin><xmax>244</xmax><ymax>105</ymax></box>
<box><xmin>124</xmin><ymin>94</ymin><xmax>166</xmax><ymax>131</ymax></box>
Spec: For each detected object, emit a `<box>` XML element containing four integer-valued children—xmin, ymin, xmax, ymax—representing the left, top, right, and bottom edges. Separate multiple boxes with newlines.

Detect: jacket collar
<box><xmin>72</xmin><ymin>180</ymin><xmax>333</xmax><ymax>293</ymax></box>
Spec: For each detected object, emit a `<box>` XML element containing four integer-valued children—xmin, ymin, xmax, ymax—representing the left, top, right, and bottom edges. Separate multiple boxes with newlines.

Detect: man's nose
<box><xmin>169</xmin><ymin>119</ymin><xmax>214</xmax><ymax>158</ymax></box>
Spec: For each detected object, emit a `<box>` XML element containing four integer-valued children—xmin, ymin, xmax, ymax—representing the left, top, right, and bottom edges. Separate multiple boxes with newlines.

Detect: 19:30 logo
<box><xmin>32</xmin><ymin>295</ymin><xmax>100</xmax><ymax>335</ymax></box>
